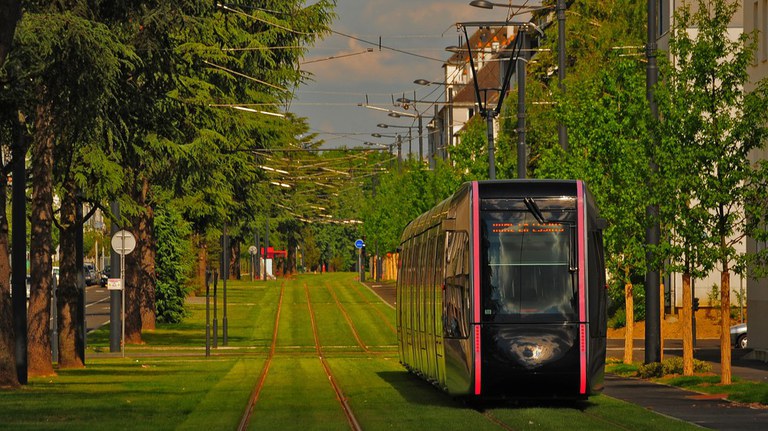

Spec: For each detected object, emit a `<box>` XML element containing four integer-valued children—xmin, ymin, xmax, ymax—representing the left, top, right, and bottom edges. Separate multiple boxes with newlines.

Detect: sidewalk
<box><xmin>362</xmin><ymin>280</ymin><xmax>768</xmax><ymax>430</ymax></box>
<box><xmin>604</xmin><ymin>375</ymin><xmax>768</xmax><ymax>431</ymax></box>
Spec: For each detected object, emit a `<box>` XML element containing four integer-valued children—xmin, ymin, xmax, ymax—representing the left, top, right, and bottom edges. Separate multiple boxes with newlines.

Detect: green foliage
<box><xmin>449</xmin><ymin>116</ymin><xmax>493</xmax><ymax>180</ymax></box>
<box><xmin>637</xmin><ymin>357</ymin><xmax>712</xmax><ymax>378</ymax></box>
<box><xmin>637</xmin><ymin>362</ymin><xmax>664</xmax><ymax>379</ymax></box>
<box><xmin>526</xmin><ymin>0</ymin><xmax>653</xmax><ymax>310</ymax></box>
<box><xmin>154</xmin><ymin>206</ymin><xmax>193</xmax><ymax>323</ymax></box>
<box><xmin>608</xmin><ymin>308</ymin><xmax>626</xmax><ymax>329</ymax></box>
<box><xmin>83</xmin><ymin>228</ymin><xmax>107</xmax><ymax>263</ymax></box>
<box><xmin>656</xmin><ymin>0</ymin><xmax>768</xmax><ymax>280</ymax></box>
<box><xmin>360</xmin><ymin>161</ymin><xmax>461</xmax><ymax>254</ymax></box>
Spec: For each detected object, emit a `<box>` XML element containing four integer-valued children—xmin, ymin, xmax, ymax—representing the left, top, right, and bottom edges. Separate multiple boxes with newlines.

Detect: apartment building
<box><xmin>746</xmin><ymin>0</ymin><xmax>768</xmax><ymax>360</ymax></box>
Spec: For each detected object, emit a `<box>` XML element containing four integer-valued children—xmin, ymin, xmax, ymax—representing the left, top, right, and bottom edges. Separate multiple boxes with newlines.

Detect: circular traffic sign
<box><xmin>111</xmin><ymin>230</ymin><xmax>137</xmax><ymax>255</ymax></box>
<box><xmin>354</xmin><ymin>239</ymin><xmax>365</xmax><ymax>249</ymax></box>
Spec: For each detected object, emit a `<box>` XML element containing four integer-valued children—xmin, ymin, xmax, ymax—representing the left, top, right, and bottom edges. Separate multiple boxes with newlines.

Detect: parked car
<box><xmin>83</xmin><ymin>263</ymin><xmax>97</xmax><ymax>286</ymax></box>
<box><xmin>730</xmin><ymin>323</ymin><xmax>748</xmax><ymax>349</ymax></box>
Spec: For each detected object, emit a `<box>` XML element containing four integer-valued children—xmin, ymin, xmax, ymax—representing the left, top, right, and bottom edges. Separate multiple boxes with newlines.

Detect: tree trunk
<box><xmin>57</xmin><ymin>182</ymin><xmax>84</xmax><ymax>368</ymax></box>
<box><xmin>229</xmin><ymin>240</ymin><xmax>240</xmax><ymax>280</ymax></box>
<box><xmin>124</xmin><ymin>215</ymin><xmax>143</xmax><ymax>344</ymax></box>
<box><xmin>139</xmin><ymin>203</ymin><xmax>156</xmax><ymax>331</ymax></box>
<box><xmin>682</xmin><ymin>272</ymin><xmax>693</xmax><ymax>376</ymax></box>
<box><xmin>0</xmin><ymin>171</ymin><xmax>17</xmax><ymax>387</ymax></box>
<box><xmin>720</xmin><ymin>267</ymin><xmax>732</xmax><ymax>385</ymax></box>
<box><xmin>623</xmin><ymin>280</ymin><xmax>634</xmax><ymax>365</ymax></box>
<box><xmin>196</xmin><ymin>235</ymin><xmax>207</xmax><ymax>288</ymax></box>
<box><xmin>286</xmin><ymin>235</ymin><xmax>298</xmax><ymax>275</ymax></box>
<box><xmin>27</xmin><ymin>99</ymin><xmax>55</xmax><ymax>377</ymax></box>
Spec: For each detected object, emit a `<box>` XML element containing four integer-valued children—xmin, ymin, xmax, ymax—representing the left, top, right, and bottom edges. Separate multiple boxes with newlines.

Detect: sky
<box><xmin>289</xmin><ymin>0</ymin><xmax>532</xmax><ymax>153</ymax></box>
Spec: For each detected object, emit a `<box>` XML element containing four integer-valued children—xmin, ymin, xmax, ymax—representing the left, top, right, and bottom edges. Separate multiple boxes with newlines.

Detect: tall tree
<box><xmin>9</xmin><ymin>10</ymin><xmax>130</xmax><ymax>369</ymax></box>
<box><xmin>537</xmin><ymin>56</ymin><xmax>651</xmax><ymax>364</ymax></box>
<box><xmin>656</xmin><ymin>0</ymin><xmax>768</xmax><ymax>384</ymax></box>
<box><xmin>533</xmin><ymin>0</ymin><xmax>650</xmax><ymax>364</ymax></box>
<box><xmin>0</xmin><ymin>118</ymin><xmax>21</xmax><ymax>387</ymax></box>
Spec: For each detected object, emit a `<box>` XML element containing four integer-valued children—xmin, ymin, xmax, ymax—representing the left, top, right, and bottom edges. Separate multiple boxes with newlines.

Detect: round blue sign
<box><xmin>354</xmin><ymin>239</ymin><xmax>365</xmax><ymax>249</ymax></box>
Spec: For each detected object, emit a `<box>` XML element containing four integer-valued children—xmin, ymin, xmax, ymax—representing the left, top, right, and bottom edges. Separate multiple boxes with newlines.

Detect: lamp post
<box><xmin>394</xmin><ymin>97</ymin><xmax>427</xmax><ymax>163</ymax></box>
<box><xmin>415</xmin><ymin>79</ymin><xmax>462</xmax><ymax>161</ymax></box>
<box><xmin>371</xmin><ymin>133</ymin><xmax>402</xmax><ymax>168</ymax></box>
<box><xmin>379</xmin><ymin>120</ymin><xmax>420</xmax><ymax>161</ymax></box>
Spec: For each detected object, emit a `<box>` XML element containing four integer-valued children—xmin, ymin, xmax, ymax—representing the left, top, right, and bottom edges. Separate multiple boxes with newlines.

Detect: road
<box><xmin>85</xmin><ymin>284</ymin><xmax>111</xmax><ymax>332</ymax></box>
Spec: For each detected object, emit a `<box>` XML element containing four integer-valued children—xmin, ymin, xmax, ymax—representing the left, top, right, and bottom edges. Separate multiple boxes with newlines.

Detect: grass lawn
<box><xmin>0</xmin><ymin>273</ymin><xmax>735</xmax><ymax>430</ymax></box>
<box><xmin>606</xmin><ymin>359</ymin><xmax>768</xmax><ymax>405</ymax></box>
<box><xmin>0</xmin><ymin>357</ymin><xmax>262</xmax><ymax>431</ymax></box>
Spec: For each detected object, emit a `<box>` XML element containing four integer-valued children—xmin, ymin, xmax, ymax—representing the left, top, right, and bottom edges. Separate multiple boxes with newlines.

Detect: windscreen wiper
<box><xmin>524</xmin><ymin>197</ymin><xmax>546</xmax><ymax>224</ymax></box>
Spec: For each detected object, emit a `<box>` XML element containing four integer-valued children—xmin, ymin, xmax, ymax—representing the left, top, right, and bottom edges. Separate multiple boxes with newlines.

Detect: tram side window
<box><xmin>444</xmin><ymin>231</ymin><xmax>470</xmax><ymax>338</ymax></box>
<box><xmin>588</xmin><ymin>229</ymin><xmax>607</xmax><ymax>337</ymax></box>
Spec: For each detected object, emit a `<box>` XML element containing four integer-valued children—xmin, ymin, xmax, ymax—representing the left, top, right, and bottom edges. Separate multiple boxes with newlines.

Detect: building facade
<box><xmin>746</xmin><ymin>0</ymin><xmax>768</xmax><ymax>360</ymax></box>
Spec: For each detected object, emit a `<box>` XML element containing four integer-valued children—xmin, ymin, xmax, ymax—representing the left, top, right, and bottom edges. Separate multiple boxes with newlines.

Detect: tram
<box><xmin>396</xmin><ymin>180</ymin><xmax>607</xmax><ymax>399</ymax></box>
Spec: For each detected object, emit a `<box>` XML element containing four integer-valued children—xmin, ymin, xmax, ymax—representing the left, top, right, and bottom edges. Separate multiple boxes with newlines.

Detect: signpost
<box><xmin>355</xmin><ymin>239</ymin><xmax>365</xmax><ymax>282</ymax></box>
<box><xmin>111</xmin><ymin>229</ymin><xmax>136</xmax><ymax>357</ymax></box>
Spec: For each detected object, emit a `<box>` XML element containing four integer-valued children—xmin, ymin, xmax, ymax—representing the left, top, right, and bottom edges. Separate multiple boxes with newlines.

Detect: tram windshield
<box><xmin>481</xmin><ymin>198</ymin><xmax>577</xmax><ymax>322</ymax></box>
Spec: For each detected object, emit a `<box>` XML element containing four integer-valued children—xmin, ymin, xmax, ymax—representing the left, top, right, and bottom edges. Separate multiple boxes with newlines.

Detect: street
<box><xmin>84</xmin><ymin>284</ymin><xmax>111</xmax><ymax>333</ymax></box>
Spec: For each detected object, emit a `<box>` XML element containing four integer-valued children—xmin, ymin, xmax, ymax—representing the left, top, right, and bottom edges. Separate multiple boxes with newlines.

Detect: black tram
<box><xmin>396</xmin><ymin>180</ymin><xmax>607</xmax><ymax>399</ymax></box>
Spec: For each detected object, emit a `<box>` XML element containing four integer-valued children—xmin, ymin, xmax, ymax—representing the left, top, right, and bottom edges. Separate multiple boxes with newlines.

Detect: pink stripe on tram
<box><xmin>576</xmin><ymin>180</ymin><xmax>587</xmax><ymax>395</ymax></box>
<box><xmin>471</xmin><ymin>181</ymin><xmax>482</xmax><ymax>395</ymax></box>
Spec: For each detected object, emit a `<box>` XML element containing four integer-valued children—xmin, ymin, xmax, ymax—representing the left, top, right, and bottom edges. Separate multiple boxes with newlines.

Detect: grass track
<box><xmin>0</xmin><ymin>273</ymin><xmax>704</xmax><ymax>430</ymax></box>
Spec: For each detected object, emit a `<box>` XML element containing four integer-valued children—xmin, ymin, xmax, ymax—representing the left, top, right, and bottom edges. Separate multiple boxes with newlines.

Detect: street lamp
<box><xmin>371</xmin><ymin>133</ymin><xmax>402</xmax><ymax>167</ymax></box>
<box><xmin>378</xmin><ymin>122</ymin><xmax>417</xmax><ymax>158</ymax></box>
<box><xmin>469</xmin><ymin>1</ymin><xmax>553</xmax><ymax>11</ymax></box>
<box><xmin>414</xmin><ymin>78</ymin><xmax>441</xmax><ymax>86</ymax></box>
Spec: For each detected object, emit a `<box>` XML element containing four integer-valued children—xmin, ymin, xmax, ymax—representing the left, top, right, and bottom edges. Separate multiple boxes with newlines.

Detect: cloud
<box><xmin>292</xmin><ymin>0</ymin><xmax>520</xmax><ymax>141</ymax></box>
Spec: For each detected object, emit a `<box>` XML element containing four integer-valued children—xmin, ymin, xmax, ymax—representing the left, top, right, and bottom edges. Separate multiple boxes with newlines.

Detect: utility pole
<box><xmin>109</xmin><ymin>201</ymin><xmax>121</xmax><ymax>353</ymax></box>
<box><xmin>557</xmin><ymin>0</ymin><xmax>568</xmax><ymax>151</ymax></box>
<box><xmin>645</xmin><ymin>0</ymin><xmax>661</xmax><ymax>364</ymax></box>
<box><xmin>221</xmin><ymin>225</ymin><xmax>228</xmax><ymax>345</ymax></box>
<box><xmin>76</xmin><ymin>193</ymin><xmax>85</xmax><ymax>363</ymax></box>
<box><xmin>12</xmin><ymin>126</ymin><xmax>27</xmax><ymax>385</ymax></box>
<box><xmin>516</xmin><ymin>29</ymin><xmax>527</xmax><ymax>179</ymax></box>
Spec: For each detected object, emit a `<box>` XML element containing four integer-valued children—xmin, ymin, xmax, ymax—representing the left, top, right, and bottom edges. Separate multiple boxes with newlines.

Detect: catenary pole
<box><xmin>645</xmin><ymin>0</ymin><xmax>661</xmax><ymax>364</ymax></box>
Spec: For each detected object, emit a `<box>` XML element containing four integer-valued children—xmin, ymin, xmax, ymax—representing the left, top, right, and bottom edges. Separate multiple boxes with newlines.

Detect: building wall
<box><xmin>746</xmin><ymin>0</ymin><xmax>768</xmax><ymax>360</ymax></box>
<box><xmin>662</xmin><ymin>2</ymin><xmax>745</xmax><ymax>310</ymax></box>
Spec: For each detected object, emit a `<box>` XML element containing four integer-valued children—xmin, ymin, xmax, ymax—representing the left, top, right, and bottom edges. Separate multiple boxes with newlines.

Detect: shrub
<box><xmin>638</xmin><ymin>357</ymin><xmax>712</xmax><ymax>378</ymax></box>
<box><xmin>609</xmin><ymin>308</ymin><xmax>626</xmax><ymax>329</ymax></box>
<box><xmin>638</xmin><ymin>362</ymin><xmax>664</xmax><ymax>378</ymax></box>
<box><xmin>155</xmin><ymin>206</ymin><xmax>194</xmax><ymax>323</ymax></box>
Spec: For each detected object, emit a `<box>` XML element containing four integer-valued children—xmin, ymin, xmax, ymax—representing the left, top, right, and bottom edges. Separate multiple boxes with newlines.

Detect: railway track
<box><xmin>237</xmin><ymin>284</ymin><xmax>285</xmax><ymax>431</ymax></box>
<box><xmin>349</xmin><ymin>281</ymin><xmax>397</xmax><ymax>335</ymax></box>
<box><xmin>305</xmin><ymin>283</ymin><xmax>363</xmax><ymax>431</ymax></box>
<box><xmin>324</xmin><ymin>281</ymin><xmax>369</xmax><ymax>352</ymax></box>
